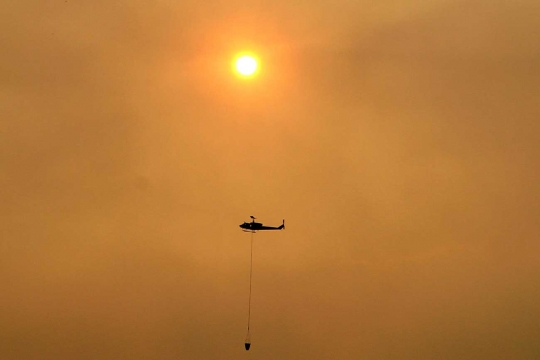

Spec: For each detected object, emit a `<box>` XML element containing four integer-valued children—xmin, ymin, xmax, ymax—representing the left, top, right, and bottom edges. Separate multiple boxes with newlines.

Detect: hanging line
<box><xmin>247</xmin><ymin>230</ymin><xmax>254</xmax><ymax>333</ymax></box>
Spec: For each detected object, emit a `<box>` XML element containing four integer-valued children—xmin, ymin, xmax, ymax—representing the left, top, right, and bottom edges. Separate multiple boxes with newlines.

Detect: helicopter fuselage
<box><xmin>239</xmin><ymin>219</ymin><xmax>285</xmax><ymax>231</ymax></box>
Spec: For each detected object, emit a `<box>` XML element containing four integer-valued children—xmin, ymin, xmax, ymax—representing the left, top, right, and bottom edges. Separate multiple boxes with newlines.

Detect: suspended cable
<box><xmin>245</xmin><ymin>231</ymin><xmax>253</xmax><ymax>351</ymax></box>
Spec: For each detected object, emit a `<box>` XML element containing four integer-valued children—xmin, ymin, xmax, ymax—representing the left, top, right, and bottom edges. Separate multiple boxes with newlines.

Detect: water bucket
<box><xmin>245</xmin><ymin>342</ymin><xmax>251</xmax><ymax>351</ymax></box>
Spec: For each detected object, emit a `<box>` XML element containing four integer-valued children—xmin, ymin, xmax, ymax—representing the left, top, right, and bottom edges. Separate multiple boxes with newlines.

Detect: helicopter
<box><xmin>239</xmin><ymin>216</ymin><xmax>285</xmax><ymax>232</ymax></box>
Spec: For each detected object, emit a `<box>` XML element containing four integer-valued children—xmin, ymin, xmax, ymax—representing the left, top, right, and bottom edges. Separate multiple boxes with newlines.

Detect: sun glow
<box><xmin>234</xmin><ymin>55</ymin><xmax>258</xmax><ymax>77</ymax></box>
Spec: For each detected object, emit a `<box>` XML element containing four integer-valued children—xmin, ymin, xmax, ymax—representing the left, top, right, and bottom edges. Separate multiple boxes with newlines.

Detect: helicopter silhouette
<box><xmin>239</xmin><ymin>216</ymin><xmax>285</xmax><ymax>232</ymax></box>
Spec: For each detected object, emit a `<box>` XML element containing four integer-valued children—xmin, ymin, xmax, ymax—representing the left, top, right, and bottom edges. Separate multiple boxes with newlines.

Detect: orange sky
<box><xmin>1</xmin><ymin>0</ymin><xmax>540</xmax><ymax>359</ymax></box>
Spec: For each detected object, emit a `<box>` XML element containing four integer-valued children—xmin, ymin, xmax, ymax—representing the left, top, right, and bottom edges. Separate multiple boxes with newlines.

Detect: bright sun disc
<box><xmin>235</xmin><ymin>55</ymin><xmax>258</xmax><ymax>76</ymax></box>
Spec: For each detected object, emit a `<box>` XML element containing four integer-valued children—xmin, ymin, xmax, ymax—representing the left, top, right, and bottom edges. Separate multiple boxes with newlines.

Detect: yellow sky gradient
<box><xmin>1</xmin><ymin>0</ymin><xmax>540</xmax><ymax>359</ymax></box>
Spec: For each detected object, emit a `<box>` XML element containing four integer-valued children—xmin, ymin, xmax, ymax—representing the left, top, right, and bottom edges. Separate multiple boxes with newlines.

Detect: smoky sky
<box><xmin>1</xmin><ymin>0</ymin><xmax>539</xmax><ymax>359</ymax></box>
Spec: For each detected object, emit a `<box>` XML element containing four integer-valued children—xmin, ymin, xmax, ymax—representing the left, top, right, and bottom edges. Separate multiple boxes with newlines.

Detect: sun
<box><xmin>234</xmin><ymin>55</ymin><xmax>258</xmax><ymax>77</ymax></box>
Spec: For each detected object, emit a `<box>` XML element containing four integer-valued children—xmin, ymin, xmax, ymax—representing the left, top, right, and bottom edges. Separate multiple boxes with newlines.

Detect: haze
<box><xmin>1</xmin><ymin>0</ymin><xmax>539</xmax><ymax>359</ymax></box>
